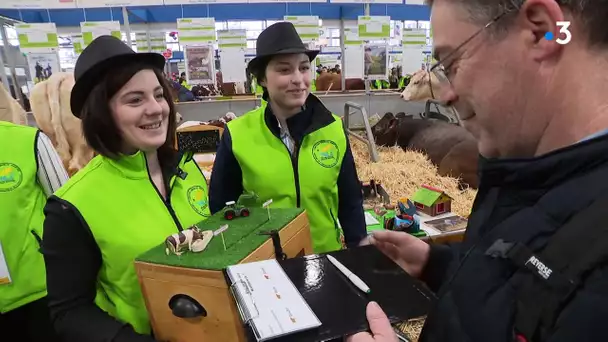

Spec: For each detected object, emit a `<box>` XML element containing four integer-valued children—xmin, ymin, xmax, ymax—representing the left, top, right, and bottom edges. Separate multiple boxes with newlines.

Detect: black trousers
<box><xmin>0</xmin><ymin>297</ymin><xmax>59</xmax><ymax>342</ymax></box>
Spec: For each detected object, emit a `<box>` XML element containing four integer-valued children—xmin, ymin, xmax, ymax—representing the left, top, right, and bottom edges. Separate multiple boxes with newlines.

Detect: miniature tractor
<box><xmin>223</xmin><ymin>201</ymin><xmax>250</xmax><ymax>220</ymax></box>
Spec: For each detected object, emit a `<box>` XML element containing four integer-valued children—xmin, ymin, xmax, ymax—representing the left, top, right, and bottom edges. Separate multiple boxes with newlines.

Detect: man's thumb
<box><xmin>366</xmin><ymin>301</ymin><xmax>393</xmax><ymax>338</ymax></box>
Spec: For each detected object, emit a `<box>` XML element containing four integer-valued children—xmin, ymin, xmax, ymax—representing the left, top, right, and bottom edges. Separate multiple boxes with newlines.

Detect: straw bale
<box><xmin>350</xmin><ymin>138</ymin><xmax>477</xmax><ymax>218</ymax></box>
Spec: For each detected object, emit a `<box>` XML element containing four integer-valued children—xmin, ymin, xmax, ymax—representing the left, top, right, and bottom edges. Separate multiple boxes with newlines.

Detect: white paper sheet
<box><xmin>364</xmin><ymin>212</ymin><xmax>380</xmax><ymax>226</ymax></box>
<box><xmin>220</xmin><ymin>49</ymin><xmax>247</xmax><ymax>83</ymax></box>
<box><xmin>344</xmin><ymin>45</ymin><xmax>364</xmax><ymax>79</ymax></box>
<box><xmin>0</xmin><ymin>242</ymin><xmax>12</xmax><ymax>285</ymax></box>
<box><xmin>227</xmin><ymin>259</ymin><xmax>321</xmax><ymax>341</ymax></box>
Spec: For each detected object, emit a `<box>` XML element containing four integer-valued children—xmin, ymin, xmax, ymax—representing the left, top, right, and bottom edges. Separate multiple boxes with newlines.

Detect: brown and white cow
<box><xmin>315</xmin><ymin>72</ymin><xmax>365</xmax><ymax>92</ymax></box>
<box><xmin>30</xmin><ymin>72</ymin><xmax>94</xmax><ymax>176</ymax></box>
<box><xmin>400</xmin><ymin>69</ymin><xmax>442</xmax><ymax>101</ymax></box>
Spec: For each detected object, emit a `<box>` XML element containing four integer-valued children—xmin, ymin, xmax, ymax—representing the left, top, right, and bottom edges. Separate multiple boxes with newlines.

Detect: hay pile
<box><xmin>350</xmin><ymin>139</ymin><xmax>477</xmax><ymax>219</ymax></box>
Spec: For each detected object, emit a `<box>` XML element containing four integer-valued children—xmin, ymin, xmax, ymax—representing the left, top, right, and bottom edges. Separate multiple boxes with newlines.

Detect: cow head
<box><xmin>400</xmin><ymin>70</ymin><xmax>441</xmax><ymax>101</ymax></box>
<box><xmin>372</xmin><ymin>112</ymin><xmax>400</xmax><ymax>146</ymax></box>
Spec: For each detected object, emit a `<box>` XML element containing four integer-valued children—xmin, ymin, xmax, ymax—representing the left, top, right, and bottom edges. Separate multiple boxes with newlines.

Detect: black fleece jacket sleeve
<box><xmin>42</xmin><ymin>198</ymin><xmax>157</xmax><ymax>342</ymax></box>
<box><xmin>208</xmin><ymin>127</ymin><xmax>243</xmax><ymax>214</ymax></box>
<box><xmin>336</xmin><ymin>140</ymin><xmax>367</xmax><ymax>247</ymax></box>
<box><xmin>420</xmin><ymin>242</ymin><xmax>461</xmax><ymax>292</ymax></box>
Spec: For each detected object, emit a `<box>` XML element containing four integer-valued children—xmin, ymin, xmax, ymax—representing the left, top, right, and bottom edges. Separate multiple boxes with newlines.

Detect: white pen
<box><xmin>327</xmin><ymin>254</ymin><xmax>371</xmax><ymax>294</ymax></box>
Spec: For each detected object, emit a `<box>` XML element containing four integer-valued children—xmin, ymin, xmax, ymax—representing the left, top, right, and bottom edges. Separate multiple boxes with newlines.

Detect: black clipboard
<box><xmin>224</xmin><ymin>245</ymin><xmax>436</xmax><ymax>342</ymax></box>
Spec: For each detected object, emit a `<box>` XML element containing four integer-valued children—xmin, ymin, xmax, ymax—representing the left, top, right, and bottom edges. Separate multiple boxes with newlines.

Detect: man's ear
<box><xmin>520</xmin><ymin>0</ymin><xmax>566</xmax><ymax>61</ymax></box>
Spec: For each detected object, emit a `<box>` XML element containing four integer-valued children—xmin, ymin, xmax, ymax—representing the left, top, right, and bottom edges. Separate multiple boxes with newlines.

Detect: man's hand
<box><xmin>346</xmin><ymin>302</ymin><xmax>398</xmax><ymax>342</ymax></box>
<box><xmin>370</xmin><ymin>230</ymin><xmax>430</xmax><ymax>278</ymax></box>
<box><xmin>359</xmin><ymin>235</ymin><xmax>372</xmax><ymax>246</ymax></box>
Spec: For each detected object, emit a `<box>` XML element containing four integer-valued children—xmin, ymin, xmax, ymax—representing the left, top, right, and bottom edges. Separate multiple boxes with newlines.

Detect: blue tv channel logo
<box><xmin>545</xmin><ymin>21</ymin><xmax>572</xmax><ymax>45</ymax></box>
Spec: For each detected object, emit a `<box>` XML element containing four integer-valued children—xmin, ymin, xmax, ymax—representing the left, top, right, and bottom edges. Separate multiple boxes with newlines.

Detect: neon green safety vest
<box><xmin>398</xmin><ymin>77</ymin><xmax>406</xmax><ymax>89</ymax></box>
<box><xmin>0</xmin><ymin>122</ymin><xmax>47</xmax><ymax>313</ymax></box>
<box><xmin>180</xmin><ymin>80</ymin><xmax>192</xmax><ymax>91</ymax></box>
<box><xmin>54</xmin><ymin>150</ymin><xmax>210</xmax><ymax>334</ymax></box>
<box><xmin>228</xmin><ymin>101</ymin><xmax>346</xmax><ymax>253</ymax></box>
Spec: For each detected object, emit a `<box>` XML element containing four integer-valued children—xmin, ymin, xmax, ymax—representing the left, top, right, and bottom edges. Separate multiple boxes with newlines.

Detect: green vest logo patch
<box><xmin>187</xmin><ymin>185</ymin><xmax>209</xmax><ymax>216</ymax></box>
<box><xmin>0</xmin><ymin>163</ymin><xmax>23</xmax><ymax>192</ymax></box>
<box><xmin>312</xmin><ymin>140</ymin><xmax>340</xmax><ymax>168</ymax></box>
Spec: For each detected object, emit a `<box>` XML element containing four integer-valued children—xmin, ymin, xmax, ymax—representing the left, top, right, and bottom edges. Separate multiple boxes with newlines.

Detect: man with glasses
<box><xmin>348</xmin><ymin>0</ymin><xmax>608</xmax><ymax>341</ymax></box>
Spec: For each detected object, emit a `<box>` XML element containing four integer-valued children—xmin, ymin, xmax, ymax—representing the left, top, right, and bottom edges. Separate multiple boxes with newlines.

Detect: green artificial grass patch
<box><xmin>365</xmin><ymin>209</ymin><xmax>395</xmax><ymax>232</ymax></box>
<box><xmin>136</xmin><ymin>207</ymin><xmax>304</xmax><ymax>270</ymax></box>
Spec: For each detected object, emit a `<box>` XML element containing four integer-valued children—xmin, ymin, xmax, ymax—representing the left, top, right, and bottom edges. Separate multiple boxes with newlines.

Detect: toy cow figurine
<box><xmin>165</xmin><ymin>226</ymin><xmax>214</xmax><ymax>256</ymax></box>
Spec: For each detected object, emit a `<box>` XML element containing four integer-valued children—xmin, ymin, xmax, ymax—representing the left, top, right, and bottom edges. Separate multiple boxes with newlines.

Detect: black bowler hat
<box><xmin>70</xmin><ymin>35</ymin><xmax>166</xmax><ymax>118</ymax></box>
<box><xmin>247</xmin><ymin>22</ymin><xmax>319</xmax><ymax>74</ymax></box>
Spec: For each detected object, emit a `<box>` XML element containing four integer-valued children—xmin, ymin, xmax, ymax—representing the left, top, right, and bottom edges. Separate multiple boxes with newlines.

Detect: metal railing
<box><xmin>343</xmin><ymin>101</ymin><xmax>380</xmax><ymax>162</ymax></box>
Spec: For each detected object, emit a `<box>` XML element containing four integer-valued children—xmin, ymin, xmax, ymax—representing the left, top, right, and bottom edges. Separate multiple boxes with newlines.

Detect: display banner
<box><xmin>218</xmin><ymin>30</ymin><xmax>247</xmax><ymax>83</ymax></box>
<box><xmin>80</xmin><ymin>21</ymin><xmax>122</xmax><ymax>48</ymax></box>
<box><xmin>357</xmin><ymin>16</ymin><xmax>391</xmax><ymax>39</ymax></box>
<box><xmin>15</xmin><ymin>23</ymin><xmax>59</xmax><ymax>53</ymax></box>
<box><xmin>0</xmin><ymin>0</ymin><xmax>75</xmax><ymax>9</ymax></box>
<box><xmin>76</xmin><ymin>0</ymin><xmax>163</xmax><ymax>7</ymax></box>
<box><xmin>283</xmin><ymin>16</ymin><xmax>320</xmax><ymax>43</ymax></box>
<box><xmin>178</xmin><ymin>18</ymin><xmax>216</xmax><ymax>45</ymax></box>
<box><xmin>184</xmin><ymin>45</ymin><xmax>216</xmax><ymax>86</ymax></box>
<box><xmin>136</xmin><ymin>32</ymin><xmax>166</xmax><ymax>53</ymax></box>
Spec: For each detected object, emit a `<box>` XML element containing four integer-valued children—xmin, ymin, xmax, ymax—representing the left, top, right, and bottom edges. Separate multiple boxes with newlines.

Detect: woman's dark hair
<box><xmin>248</xmin><ymin>56</ymin><xmax>272</xmax><ymax>88</ymax></box>
<box><xmin>80</xmin><ymin>63</ymin><xmax>177</xmax><ymax>165</ymax></box>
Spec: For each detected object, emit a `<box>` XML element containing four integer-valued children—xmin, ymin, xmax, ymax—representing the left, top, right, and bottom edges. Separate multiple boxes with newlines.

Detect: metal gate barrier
<box><xmin>342</xmin><ymin>101</ymin><xmax>380</xmax><ymax>163</ymax></box>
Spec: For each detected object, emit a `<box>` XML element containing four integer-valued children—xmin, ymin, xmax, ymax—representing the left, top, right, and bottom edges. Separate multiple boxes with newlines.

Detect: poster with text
<box><xmin>27</xmin><ymin>52</ymin><xmax>60</xmax><ymax>84</ymax></box>
<box><xmin>364</xmin><ymin>44</ymin><xmax>388</xmax><ymax>80</ymax></box>
<box><xmin>184</xmin><ymin>45</ymin><xmax>216</xmax><ymax>85</ymax></box>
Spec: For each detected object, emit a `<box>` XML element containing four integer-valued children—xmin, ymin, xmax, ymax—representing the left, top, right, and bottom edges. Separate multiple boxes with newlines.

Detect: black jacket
<box><xmin>209</xmin><ymin>95</ymin><xmax>367</xmax><ymax>248</ymax></box>
<box><xmin>419</xmin><ymin>134</ymin><xmax>608</xmax><ymax>341</ymax></box>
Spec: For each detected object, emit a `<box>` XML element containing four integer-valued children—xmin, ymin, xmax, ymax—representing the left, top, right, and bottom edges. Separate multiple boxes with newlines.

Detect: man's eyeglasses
<box><xmin>429</xmin><ymin>11</ymin><xmax>510</xmax><ymax>84</ymax></box>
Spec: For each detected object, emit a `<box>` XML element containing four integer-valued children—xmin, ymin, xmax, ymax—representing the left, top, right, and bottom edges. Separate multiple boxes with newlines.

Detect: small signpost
<box><xmin>263</xmin><ymin>199</ymin><xmax>273</xmax><ymax>221</ymax></box>
<box><xmin>214</xmin><ymin>224</ymin><xmax>229</xmax><ymax>250</ymax></box>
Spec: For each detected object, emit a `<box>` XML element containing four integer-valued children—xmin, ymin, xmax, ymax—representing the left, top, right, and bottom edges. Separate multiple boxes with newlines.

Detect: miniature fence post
<box><xmin>263</xmin><ymin>199</ymin><xmax>273</xmax><ymax>221</ymax></box>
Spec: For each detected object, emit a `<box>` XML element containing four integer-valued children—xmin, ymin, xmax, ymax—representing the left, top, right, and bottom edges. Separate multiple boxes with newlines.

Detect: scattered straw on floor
<box><xmin>396</xmin><ymin>318</ymin><xmax>426</xmax><ymax>341</ymax></box>
<box><xmin>350</xmin><ymin>139</ymin><xmax>478</xmax><ymax>218</ymax></box>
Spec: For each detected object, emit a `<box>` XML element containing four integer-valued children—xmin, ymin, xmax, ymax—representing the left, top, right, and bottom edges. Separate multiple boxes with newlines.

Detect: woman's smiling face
<box><xmin>109</xmin><ymin>69</ymin><xmax>170</xmax><ymax>153</ymax></box>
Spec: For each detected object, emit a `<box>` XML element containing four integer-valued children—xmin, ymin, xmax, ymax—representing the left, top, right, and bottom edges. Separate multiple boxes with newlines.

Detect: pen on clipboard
<box><xmin>326</xmin><ymin>254</ymin><xmax>371</xmax><ymax>294</ymax></box>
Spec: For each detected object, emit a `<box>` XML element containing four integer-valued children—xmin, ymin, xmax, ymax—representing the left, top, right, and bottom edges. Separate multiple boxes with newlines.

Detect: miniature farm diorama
<box><xmin>360</xmin><ymin>179</ymin><xmax>466</xmax><ymax>239</ymax></box>
<box><xmin>134</xmin><ymin>192</ymin><xmax>313</xmax><ymax>342</ymax></box>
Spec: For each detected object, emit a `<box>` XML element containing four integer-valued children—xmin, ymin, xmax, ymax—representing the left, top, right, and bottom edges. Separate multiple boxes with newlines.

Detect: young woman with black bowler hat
<box><xmin>42</xmin><ymin>35</ymin><xmax>211</xmax><ymax>341</ymax></box>
<box><xmin>209</xmin><ymin>22</ymin><xmax>368</xmax><ymax>253</ymax></box>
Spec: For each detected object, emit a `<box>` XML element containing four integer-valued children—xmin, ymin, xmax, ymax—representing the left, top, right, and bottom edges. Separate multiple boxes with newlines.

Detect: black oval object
<box><xmin>168</xmin><ymin>294</ymin><xmax>207</xmax><ymax>318</ymax></box>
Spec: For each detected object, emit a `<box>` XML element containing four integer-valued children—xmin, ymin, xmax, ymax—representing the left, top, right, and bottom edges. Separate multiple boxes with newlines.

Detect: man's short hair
<box><xmin>426</xmin><ymin>0</ymin><xmax>608</xmax><ymax>48</ymax></box>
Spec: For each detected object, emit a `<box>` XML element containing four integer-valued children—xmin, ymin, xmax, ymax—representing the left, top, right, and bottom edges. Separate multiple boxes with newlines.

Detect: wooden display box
<box><xmin>135</xmin><ymin>208</ymin><xmax>313</xmax><ymax>342</ymax></box>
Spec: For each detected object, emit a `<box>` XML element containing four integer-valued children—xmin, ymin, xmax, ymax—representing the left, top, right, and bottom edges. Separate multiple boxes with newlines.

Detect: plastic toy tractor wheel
<box><xmin>224</xmin><ymin>209</ymin><xmax>236</xmax><ymax>220</ymax></box>
<box><xmin>240</xmin><ymin>208</ymin><xmax>250</xmax><ymax>217</ymax></box>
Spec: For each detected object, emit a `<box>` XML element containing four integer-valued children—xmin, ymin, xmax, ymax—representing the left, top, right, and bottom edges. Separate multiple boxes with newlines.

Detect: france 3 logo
<box><xmin>544</xmin><ymin>21</ymin><xmax>572</xmax><ymax>45</ymax></box>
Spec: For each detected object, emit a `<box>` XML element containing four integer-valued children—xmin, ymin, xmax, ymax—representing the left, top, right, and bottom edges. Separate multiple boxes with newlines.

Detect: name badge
<box><xmin>0</xmin><ymin>241</ymin><xmax>12</xmax><ymax>285</ymax></box>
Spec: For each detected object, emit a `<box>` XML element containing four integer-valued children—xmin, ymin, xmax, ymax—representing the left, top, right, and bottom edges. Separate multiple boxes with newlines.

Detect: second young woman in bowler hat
<box><xmin>209</xmin><ymin>22</ymin><xmax>368</xmax><ymax>253</ymax></box>
<box><xmin>42</xmin><ymin>35</ymin><xmax>211</xmax><ymax>341</ymax></box>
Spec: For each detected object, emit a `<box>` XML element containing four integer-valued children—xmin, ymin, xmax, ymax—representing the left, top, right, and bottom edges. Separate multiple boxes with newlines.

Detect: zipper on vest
<box><xmin>281</xmin><ymin>141</ymin><xmax>302</xmax><ymax>208</ymax></box>
<box><xmin>144</xmin><ymin>154</ymin><xmax>184</xmax><ymax>231</ymax></box>
<box><xmin>293</xmin><ymin>145</ymin><xmax>302</xmax><ymax>208</ymax></box>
